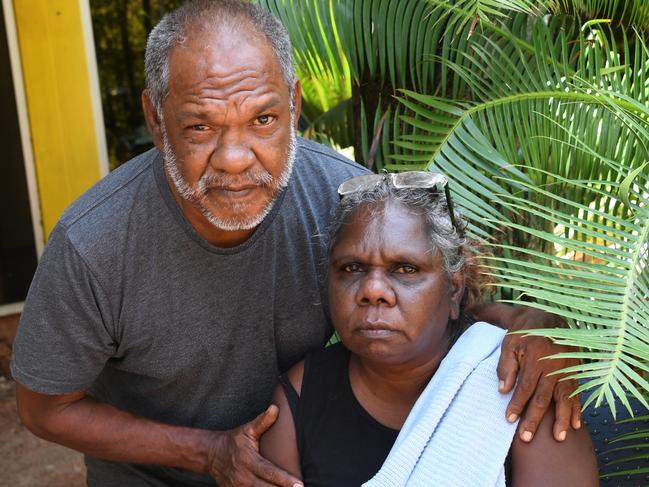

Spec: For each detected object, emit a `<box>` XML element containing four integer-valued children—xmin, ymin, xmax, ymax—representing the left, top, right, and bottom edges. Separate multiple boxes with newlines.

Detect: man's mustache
<box><xmin>197</xmin><ymin>170</ymin><xmax>274</xmax><ymax>194</ymax></box>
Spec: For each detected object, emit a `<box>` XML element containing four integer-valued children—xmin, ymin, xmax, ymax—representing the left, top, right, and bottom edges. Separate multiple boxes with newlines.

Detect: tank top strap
<box><xmin>278</xmin><ymin>373</ymin><xmax>299</xmax><ymax>420</ymax></box>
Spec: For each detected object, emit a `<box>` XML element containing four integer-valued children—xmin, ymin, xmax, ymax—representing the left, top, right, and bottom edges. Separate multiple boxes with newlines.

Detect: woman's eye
<box><xmin>189</xmin><ymin>124</ymin><xmax>208</xmax><ymax>132</ymax></box>
<box><xmin>254</xmin><ymin>114</ymin><xmax>275</xmax><ymax>126</ymax></box>
<box><xmin>395</xmin><ymin>264</ymin><xmax>417</xmax><ymax>274</ymax></box>
<box><xmin>343</xmin><ymin>263</ymin><xmax>363</xmax><ymax>273</ymax></box>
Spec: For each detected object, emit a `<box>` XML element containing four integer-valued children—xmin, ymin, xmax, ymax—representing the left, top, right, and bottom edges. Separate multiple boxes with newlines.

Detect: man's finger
<box><xmin>246</xmin><ymin>405</ymin><xmax>280</xmax><ymax>440</ymax></box>
<box><xmin>505</xmin><ymin>365</ymin><xmax>539</xmax><ymax>423</ymax></box>
<box><xmin>496</xmin><ymin>338</ymin><xmax>519</xmax><ymax>394</ymax></box>
<box><xmin>251</xmin><ymin>452</ymin><xmax>303</xmax><ymax>487</ymax></box>
<box><xmin>252</xmin><ymin>480</ymin><xmax>281</xmax><ymax>487</ymax></box>
<box><xmin>552</xmin><ymin>390</ymin><xmax>572</xmax><ymax>442</ymax></box>
<box><xmin>517</xmin><ymin>377</ymin><xmax>554</xmax><ymax>442</ymax></box>
<box><xmin>572</xmin><ymin>392</ymin><xmax>582</xmax><ymax>430</ymax></box>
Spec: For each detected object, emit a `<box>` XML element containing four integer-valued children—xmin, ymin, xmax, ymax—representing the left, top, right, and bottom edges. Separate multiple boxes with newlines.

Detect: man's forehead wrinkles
<box><xmin>180</xmin><ymin>71</ymin><xmax>280</xmax><ymax>100</ymax></box>
<box><xmin>178</xmin><ymin>90</ymin><xmax>280</xmax><ymax>114</ymax></box>
<box><xmin>193</xmin><ymin>68</ymin><xmax>264</xmax><ymax>88</ymax></box>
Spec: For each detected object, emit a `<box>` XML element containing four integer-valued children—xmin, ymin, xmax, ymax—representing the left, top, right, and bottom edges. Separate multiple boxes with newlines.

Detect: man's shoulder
<box><xmin>58</xmin><ymin>148</ymin><xmax>159</xmax><ymax>232</ymax></box>
<box><xmin>52</xmin><ymin>148</ymin><xmax>164</xmax><ymax>266</ymax></box>
<box><xmin>283</xmin><ymin>139</ymin><xmax>368</xmax><ymax>223</ymax></box>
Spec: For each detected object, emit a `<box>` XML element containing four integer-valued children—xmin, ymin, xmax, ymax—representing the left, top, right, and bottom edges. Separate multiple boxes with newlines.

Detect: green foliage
<box><xmin>393</xmin><ymin>14</ymin><xmax>649</xmax><ymax>423</ymax></box>
<box><xmin>257</xmin><ymin>0</ymin><xmax>484</xmax><ymax>168</ymax></box>
<box><xmin>90</xmin><ymin>0</ymin><xmax>182</xmax><ymax>168</ymax></box>
<box><xmin>601</xmin><ymin>413</ymin><xmax>649</xmax><ymax>479</ymax></box>
<box><xmin>548</xmin><ymin>0</ymin><xmax>649</xmax><ymax>33</ymax></box>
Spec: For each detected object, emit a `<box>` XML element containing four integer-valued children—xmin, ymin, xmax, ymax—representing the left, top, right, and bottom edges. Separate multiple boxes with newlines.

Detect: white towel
<box><xmin>364</xmin><ymin>322</ymin><xmax>518</xmax><ymax>487</ymax></box>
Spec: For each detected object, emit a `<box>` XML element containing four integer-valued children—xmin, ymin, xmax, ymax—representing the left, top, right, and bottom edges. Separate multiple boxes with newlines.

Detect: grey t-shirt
<box><xmin>11</xmin><ymin>138</ymin><xmax>367</xmax><ymax>486</ymax></box>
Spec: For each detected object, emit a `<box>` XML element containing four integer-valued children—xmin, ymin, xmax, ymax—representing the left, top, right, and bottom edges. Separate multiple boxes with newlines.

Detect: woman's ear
<box><xmin>449</xmin><ymin>273</ymin><xmax>466</xmax><ymax>321</ymax></box>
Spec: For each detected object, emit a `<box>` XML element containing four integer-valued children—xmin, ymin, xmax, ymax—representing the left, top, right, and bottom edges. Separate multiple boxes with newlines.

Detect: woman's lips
<box><xmin>355</xmin><ymin>321</ymin><xmax>400</xmax><ymax>338</ymax></box>
<box><xmin>356</xmin><ymin>328</ymin><xmax>399</xmax><ymax>338</ymax></box>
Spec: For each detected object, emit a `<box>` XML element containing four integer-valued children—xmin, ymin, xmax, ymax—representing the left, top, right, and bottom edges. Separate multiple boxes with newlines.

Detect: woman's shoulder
<box><xmin>306</xmin><ymin>341</ymin><xmax>349</xmax><ymax>367</ymax></box>
<box><xmin>283</xmin><ymin>342</ymin><xmax>350</xmax><ymax>396</ymax></box>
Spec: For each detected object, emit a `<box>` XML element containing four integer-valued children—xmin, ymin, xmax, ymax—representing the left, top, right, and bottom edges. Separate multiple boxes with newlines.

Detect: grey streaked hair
<box><xmin>144</xmin><ymin>0</ymin><xmax>296</xmax><ymax>114</ymax></box>
<box><xmin>327</xmin><ymin>179</ymin><xmax>470</xmax><ymax>278</ymax></box>
<box><xmin>326</xmin><ymin>178</ymin><xmax>481</xmax><ymax>343</ymax></box>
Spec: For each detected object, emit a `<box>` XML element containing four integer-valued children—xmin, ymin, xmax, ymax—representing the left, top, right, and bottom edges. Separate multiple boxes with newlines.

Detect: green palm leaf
<box><xmin>257</xmin><ymin>0</ymin><xmax>486</xmax><ymax>167</ymax></box>
<box><xmin>385</xmin><ymin>12</ymin><xmax>649</xmax><ymax>416</ymax></box>
<box><xmin>548</xmin><ymin>0</ymin><xmax>649</xmax><ymax>33</ymax></box>
<box><xmin>389</xmin><ymin>18</ymin><xmax>648</xmax><ymax>234</ymax></box>
<box><xmin>599</xmin><ymin>414</ymin><xmax>649</xmax><ymax>479</ymax></box>
<box><xmin>486</xmin><ymin>162</ymin><xmax>649</xmax><ymax>415</ymax></box>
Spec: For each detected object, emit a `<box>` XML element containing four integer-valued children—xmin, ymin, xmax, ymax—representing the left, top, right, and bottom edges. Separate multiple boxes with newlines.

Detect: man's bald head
<box><xmin>144</xmin><ymin>0</ymin><xmax>296</xmax><ymax>114</ymax></box>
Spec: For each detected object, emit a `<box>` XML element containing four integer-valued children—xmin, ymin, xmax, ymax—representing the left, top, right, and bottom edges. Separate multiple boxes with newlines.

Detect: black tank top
<box><xmin>280</xmin><ymin>343</ymin><xmax>399</xmax><ymax>487</ymax></box>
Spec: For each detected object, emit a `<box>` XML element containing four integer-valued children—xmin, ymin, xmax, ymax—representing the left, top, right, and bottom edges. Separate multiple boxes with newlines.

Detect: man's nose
<box><xmin>356</xmin><ymin>270</ymin><xmax>396</xmax><ymax>306</ymax></box>
<box><xmin>210</xmin><ymin>129</ymin><xmax>255</xmax><ymax>174</ymax></box>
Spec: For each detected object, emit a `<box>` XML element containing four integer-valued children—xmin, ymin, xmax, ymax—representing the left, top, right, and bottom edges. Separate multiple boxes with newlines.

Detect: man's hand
<box><xmin>17</xmin><ymin>385</ymin><xmax>302</xmax><ymax>485</ymax></box>
<box><xmin>495</xmin><ymin>308</ymin><xmax>582</xmax><ymax>444</ymax></box>
<box><xmin>207</xmin><ymin>405</ymin><xmax>303</xmax><ymax>487</ymax></box>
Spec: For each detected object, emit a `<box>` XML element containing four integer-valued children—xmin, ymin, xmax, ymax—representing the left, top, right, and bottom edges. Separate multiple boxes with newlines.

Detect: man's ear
<box><xmin>449</xmin><ymin>273</ymin><xmax>466</xmax><ymax>321</ymax></box>
<box><xmin>142</xmin><ymin>90</ymin><xmax>164</xmax><ymax>152</ymax></box>
<box><xmin>291</xmin><ymin>79</ymin><xmax>302</xmax><ymax>129</ymax></box>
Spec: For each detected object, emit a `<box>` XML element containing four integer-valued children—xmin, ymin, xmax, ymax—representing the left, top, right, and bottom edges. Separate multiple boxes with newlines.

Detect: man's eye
<box><xmin>254</xmin><ymin>115</ymin><xmax>275</xmax><ymax>126</ymax></box>
<box><xmin>394</xmin><ymin>264</ymin><xmax>417</xmax><ymax>274</ymax></box>
<box><xmin>343</xmin><ymin>263</ymin><xmax>363</xmax><ymax>273</ymax></box>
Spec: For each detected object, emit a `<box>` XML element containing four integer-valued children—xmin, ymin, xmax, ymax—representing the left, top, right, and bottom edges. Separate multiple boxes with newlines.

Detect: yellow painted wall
<box><xmin>12</xmin><ymin>0</ymin><xmax>102</xmax><ymax>238</ymax></box>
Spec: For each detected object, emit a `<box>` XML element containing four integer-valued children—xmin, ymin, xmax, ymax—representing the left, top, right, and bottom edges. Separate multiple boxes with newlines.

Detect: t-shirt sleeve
<box><xmin>10</xmin><ymin>224</ymin><xmax>116</xmax><ymax>394</ymax></box>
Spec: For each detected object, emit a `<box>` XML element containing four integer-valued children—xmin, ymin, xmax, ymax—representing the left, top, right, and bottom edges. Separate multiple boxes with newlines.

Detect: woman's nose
<box><xmin>356</xmin><ymin>270</ymin><xmax>396</xmax><ymax>306</ymax></box>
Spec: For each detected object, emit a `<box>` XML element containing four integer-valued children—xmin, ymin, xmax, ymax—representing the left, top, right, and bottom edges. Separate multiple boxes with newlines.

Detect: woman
<box><xmin>260</xmin><ymin>172</ymin><xmax>598</xmax><ymax>486</ymax></box>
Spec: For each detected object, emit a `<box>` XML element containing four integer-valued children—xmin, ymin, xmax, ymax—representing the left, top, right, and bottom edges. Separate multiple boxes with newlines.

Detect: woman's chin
<box><xmin>345</xmin><ymin>336</ymin><xmax>408</xmax><ymax>364</ymax></box>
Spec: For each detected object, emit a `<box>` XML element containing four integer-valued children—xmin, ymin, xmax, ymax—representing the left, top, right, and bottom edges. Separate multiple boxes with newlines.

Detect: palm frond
<box><xmin>299</xmin><ymin>70</ymin><xmax>353</xmax><ymax>149</ymax></box>
<box><xmin>426</xmin><ymin>0</ymin><xmax>543</xmax><ymax>39</ymax></box>
<box><xmin>389</xmin><ymin>20</ymin><xmax>649</xmax><ymax>234</ymax></box>
<box><xmin>257</xmin><ymin>0</ymin><xmax>485</xmax><ymax>166</ymax></box>
<box><xmin>548</xmin><ymin>0</ymin><xmax>649</xmax><ymax>33</ymax></box>
<box><xmin>384</xmin><ymin>13</ymin><xmax>649</xmax><ymax>415</ymax></box>
<box><xmin>485</xmin><ymin>162</ymin><xmax>649</xmax><ymax>415</ymax></box>
<box><xmin>256</xmin><ymin>0</ymin><xmax>649</xmax><ymax>417</ymax></box>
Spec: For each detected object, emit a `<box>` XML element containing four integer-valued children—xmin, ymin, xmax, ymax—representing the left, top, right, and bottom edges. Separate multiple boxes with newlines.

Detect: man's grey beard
<box><xmin>161</xmin><ymin>114</ymin><xmax>297</xmax><ymax>232</ymax></box>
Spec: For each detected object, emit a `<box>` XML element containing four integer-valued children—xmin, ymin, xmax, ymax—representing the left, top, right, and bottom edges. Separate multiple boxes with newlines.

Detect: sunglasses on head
<box><xmin>337</xmin><ymin>171</ymin><xmax>459</xmax><ymax>229</ymax></box>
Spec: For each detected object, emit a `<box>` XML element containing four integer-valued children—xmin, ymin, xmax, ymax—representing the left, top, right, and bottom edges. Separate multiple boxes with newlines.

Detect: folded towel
<box><xmin>364</xmin><ymin>322</ymin><xmax>518</xmax><ymax>487</ymax></box>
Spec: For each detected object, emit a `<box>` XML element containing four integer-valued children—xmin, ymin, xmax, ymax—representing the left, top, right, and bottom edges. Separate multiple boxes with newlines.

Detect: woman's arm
<box><xmin>510</xmin><ymin>402</ymin><xmax>599</xmax><ymax>486</ymax></box>
<box><xmin>259</xmin><ymin>361</ymin><xmax>305</xmax><ymax>480</ymax></box>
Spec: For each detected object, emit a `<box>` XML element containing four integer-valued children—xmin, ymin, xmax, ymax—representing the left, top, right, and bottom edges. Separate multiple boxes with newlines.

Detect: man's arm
<box><xmin>16</xmin><ymin>384</ymin><xmax>303</xmax><ymax>487</ymax></box>
<box><xmin>472</xmin><ymin>303</ymin><xmax>582</xmax><ymax>444</ymax></box>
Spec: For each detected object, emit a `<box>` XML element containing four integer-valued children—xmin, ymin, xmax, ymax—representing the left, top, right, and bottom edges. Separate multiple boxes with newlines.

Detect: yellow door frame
<box><xmin>1</xmin><ymin>0</ymin><xmax>107</xmax><ymax>314</ymax></box>
<box><xmin>8</xmin><ymin>0</ymin><xmax>108</xmax><ymax>240</ymax></box>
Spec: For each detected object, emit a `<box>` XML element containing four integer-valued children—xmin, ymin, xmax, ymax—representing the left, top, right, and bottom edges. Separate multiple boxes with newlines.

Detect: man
<box><xmin>11</xmin><ymin>1</ymin><xmax>581</xmax><ymax>486</ymax></box>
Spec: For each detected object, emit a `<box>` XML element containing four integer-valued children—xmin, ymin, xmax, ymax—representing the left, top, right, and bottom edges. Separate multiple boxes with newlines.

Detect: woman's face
<box><xmin>328</xmin><ymin>200</ymin><xmax>465</xmax><ymax>366</ymax></box>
